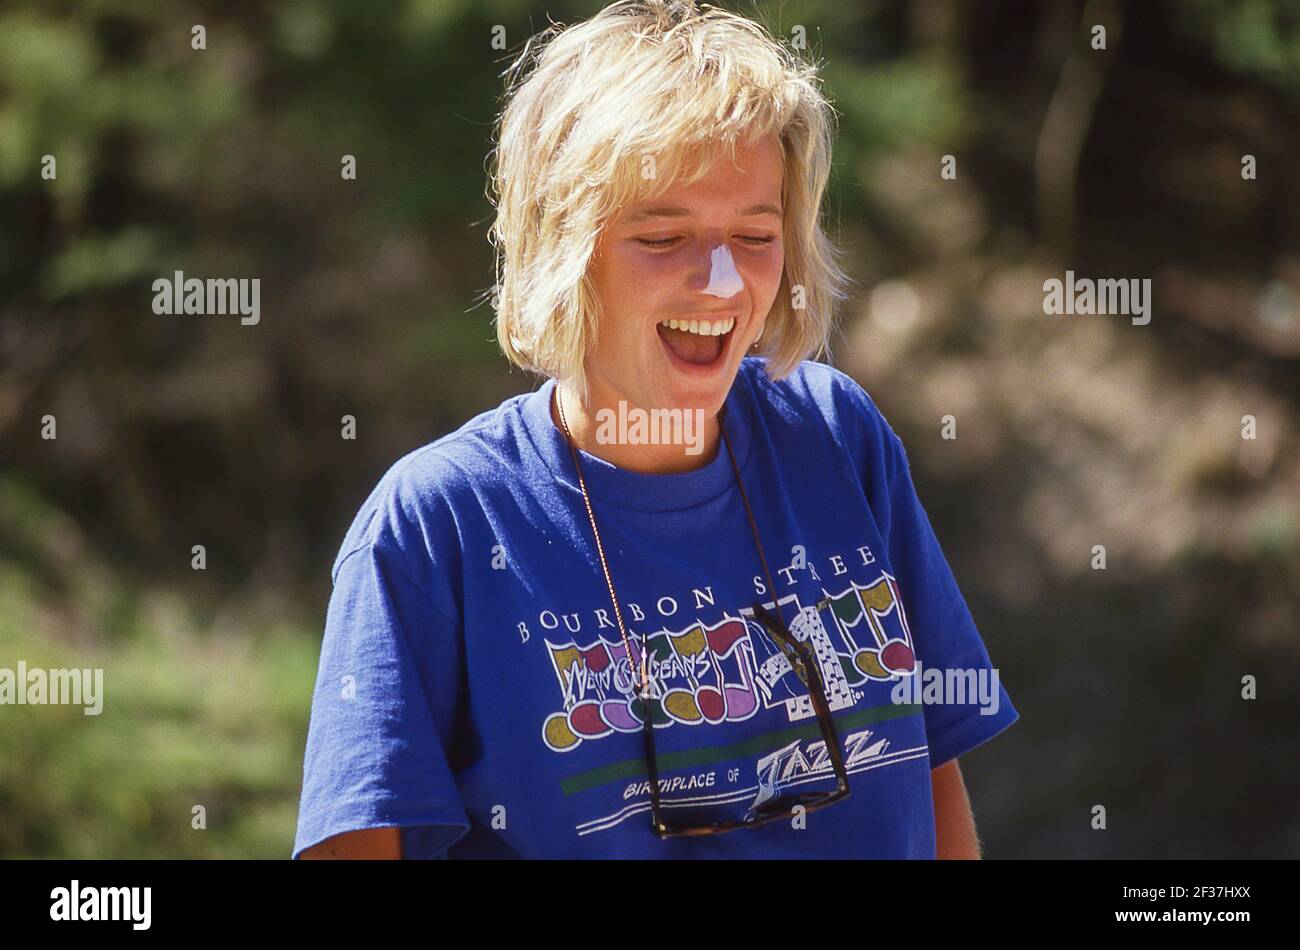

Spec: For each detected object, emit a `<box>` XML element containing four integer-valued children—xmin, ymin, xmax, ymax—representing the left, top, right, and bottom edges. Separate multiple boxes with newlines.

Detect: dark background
<box><xmin>0</xmin><ymin>0</ymin><xmax>1296</xmax><ymax>857</ymax></box>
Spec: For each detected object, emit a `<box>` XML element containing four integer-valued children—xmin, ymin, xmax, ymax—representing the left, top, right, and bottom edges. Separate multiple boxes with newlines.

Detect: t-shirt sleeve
<box><xmin>292</xmin><ymin>540</ymin><xmax>470</xmax><ymax>859</ymax></box>
<box><xmin>829</xmin><ymin>368</ymin><xmax>1020</xmax><ymax>770</ymax></box>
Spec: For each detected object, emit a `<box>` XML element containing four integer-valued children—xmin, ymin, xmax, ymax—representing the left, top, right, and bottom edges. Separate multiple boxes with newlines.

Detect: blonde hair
<box><xmin>487</xmin><ymin>0</ymin><xmax>851</xmax><ymax>400</ymax></box>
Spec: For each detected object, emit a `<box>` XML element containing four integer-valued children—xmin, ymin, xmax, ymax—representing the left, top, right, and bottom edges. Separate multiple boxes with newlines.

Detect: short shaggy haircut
<box><xmin>487</xmin><ymin>0</ymin><xmax>851</xmax><ymax>399</ymax></box>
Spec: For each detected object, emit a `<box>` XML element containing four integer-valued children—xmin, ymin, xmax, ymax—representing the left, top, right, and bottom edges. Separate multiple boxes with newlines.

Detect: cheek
<box><xmin>604</xmin><ymin>249</ymin><xmax>678</xmax><ymax>307</ymax></box>
<box><xmin>627</xmin><ymin>250</ymin><xmax>680</xmax><ymax>284</ymax></box>
<box><xmin>593</xmin><ymin>251</ymin><xmax>669</xmax><ymax>348</ymax></box>
<box><xmin>747</xmin><ymin>244</ymin><xmax>786</xmax><ymax>301</ymax></box>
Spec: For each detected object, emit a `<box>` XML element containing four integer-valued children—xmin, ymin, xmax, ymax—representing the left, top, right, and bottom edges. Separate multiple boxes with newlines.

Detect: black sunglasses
<box><xmin>639</xmin><ymin>599</ymin><xmax>851</xmax><ymax>838</ymax></box>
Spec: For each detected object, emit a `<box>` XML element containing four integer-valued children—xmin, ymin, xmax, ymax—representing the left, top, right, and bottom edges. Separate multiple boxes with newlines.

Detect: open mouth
<box><xmin>656</xmin><ymin>316</ymin><xmax>735</xmax><ymax>370</ymax></box>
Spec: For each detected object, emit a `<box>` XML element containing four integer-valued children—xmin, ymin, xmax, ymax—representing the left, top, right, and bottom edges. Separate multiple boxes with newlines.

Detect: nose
<box><xmin>697</xmin><ymin>244</ymin><xmax>745</xmax><ymax>299</ymax></box>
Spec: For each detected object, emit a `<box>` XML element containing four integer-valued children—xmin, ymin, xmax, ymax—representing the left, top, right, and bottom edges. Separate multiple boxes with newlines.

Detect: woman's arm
<box><xmin>932</xmin><ymin>759</ymin><xmax>982</xmax><ymax>859</ymax></box>
<box><xmin>298</xmin><ymin>826</ymin><xmax>403</xmax><ymax>859</ymax></box>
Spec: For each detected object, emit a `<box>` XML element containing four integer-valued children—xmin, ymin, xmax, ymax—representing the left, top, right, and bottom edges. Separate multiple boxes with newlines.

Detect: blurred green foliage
<box><xmin>0</xmin><ymin>605</ymin><xmax>318</xmax><ymax>858</ymax></box>
<box><xmin>0</xmin><ymin>473</ymin><xmax>319</xmax><ymax>857</ymax></box>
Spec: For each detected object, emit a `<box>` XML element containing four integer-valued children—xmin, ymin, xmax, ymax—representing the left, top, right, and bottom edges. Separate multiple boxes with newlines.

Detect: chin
<box><xmin>661</xmin><ymin>367</ymin><xmax>737</xmax><ymax>412</ymax></box>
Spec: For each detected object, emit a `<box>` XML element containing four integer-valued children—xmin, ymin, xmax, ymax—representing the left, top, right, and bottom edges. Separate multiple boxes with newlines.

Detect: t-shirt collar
<box><xmin>518</xmin><ymin>362</ymin><xmax>757</xmax><ymax>513</ymax></box>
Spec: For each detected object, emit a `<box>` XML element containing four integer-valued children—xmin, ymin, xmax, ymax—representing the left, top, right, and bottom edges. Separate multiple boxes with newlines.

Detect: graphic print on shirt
<box><xmin>541</xmin><ymin>571</ymin><xmax>916</xmax><ymax>752</ymax></box>
<box><xmin>536</xmin><ymin>558</ymin><xmax>928</xmax><ymax>834</ymax></box>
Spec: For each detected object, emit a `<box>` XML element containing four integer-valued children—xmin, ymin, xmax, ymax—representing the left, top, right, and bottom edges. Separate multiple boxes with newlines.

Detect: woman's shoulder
<box><xmin>739</xmin><ymin>356</ymin><xmax>894</xmax><ymax>448</ymax></box>
<box><xmin>330</xmin><ymin>388</ymin><xmax>538</xmax><ymax>582</ymax></box>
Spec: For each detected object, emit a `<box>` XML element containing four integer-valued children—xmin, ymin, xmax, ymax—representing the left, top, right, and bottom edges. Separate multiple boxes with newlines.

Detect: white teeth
<box><xmin>659</xmin><ymin>316</ymin><xmax>735</xmax><ymax>336</ymax></box>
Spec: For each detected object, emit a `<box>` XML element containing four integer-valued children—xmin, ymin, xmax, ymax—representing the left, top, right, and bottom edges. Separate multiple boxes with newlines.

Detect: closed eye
<box><xmin>635</xmin><ymin>235</ymin><xmax>776</xmax><ymax>249</ymax></box>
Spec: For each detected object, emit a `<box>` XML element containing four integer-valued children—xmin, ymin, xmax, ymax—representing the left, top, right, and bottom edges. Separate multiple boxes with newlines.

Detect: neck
<box><xmin>551</xmin><ymin>382</ymin><xmax>722</xmax><ymax>475</ymax></box>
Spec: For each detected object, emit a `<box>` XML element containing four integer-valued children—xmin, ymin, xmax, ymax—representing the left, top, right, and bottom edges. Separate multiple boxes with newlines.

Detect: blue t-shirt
<box><xmin>292</xmin><ymin>357</ymin><xmax>1019</xmax><ymax>858</ymax></box>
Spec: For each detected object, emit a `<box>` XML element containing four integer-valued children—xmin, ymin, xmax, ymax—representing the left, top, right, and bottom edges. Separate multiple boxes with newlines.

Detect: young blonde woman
<box><xmin>294</xmin><ymin>0</ymin><xmax>1018</xmax><ymax>859</ymax></box>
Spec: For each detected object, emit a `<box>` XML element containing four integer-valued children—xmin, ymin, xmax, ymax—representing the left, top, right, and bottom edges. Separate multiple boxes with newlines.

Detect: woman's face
<box><xmin>583</xmin><ymin>134</ymin><xmax>786</xmax><ymax>418</ymax></box>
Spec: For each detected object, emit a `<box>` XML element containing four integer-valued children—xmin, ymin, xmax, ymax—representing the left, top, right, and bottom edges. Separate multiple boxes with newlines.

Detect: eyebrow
<box><xmin>623</xmin><ymin>202</ymin><xmax>784</xmax><ymax>224</ymax></box>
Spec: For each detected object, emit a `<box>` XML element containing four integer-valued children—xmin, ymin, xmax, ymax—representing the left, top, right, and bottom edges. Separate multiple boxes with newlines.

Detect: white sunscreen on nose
<box><xmin>702</xmin><ymin>244</ymin><xmax>744</xmax><ymax>298</ymax></box>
